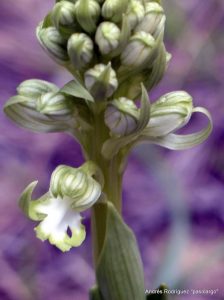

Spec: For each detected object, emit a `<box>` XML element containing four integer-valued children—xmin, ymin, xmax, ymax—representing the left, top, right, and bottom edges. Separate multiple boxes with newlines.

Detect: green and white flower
<box><xmin>19</xmin><ymin>162</ymin><xmax>102</xmax><ymax>252</ymax></box>
<box><xmin>95</xmin><ymin>22</ymin><xmax>121</xmax><ymax>55</ymax></box>
<box><xmin>102</xmin><ymin>0</ymin><xmax>129</xmax><ymax>23</ymax></box>
<box><xmin>4</xmin><ymin>79</ymin><xmax>76</xmax><ymax>133</ymax></box>
<box><xmin>135</xmin><ymin>2</ymin><xmax>165</xmax><ymax>38</ymax></box>
<box><xmin>67</xmin><ymin>33</ymin><xmax>94</xmax><ymax>69</ymax></box>
<box><xmin>136</xmin><ymin>91</ymin><xmax>213</xmax><ymax>150</ymax></box>
<box><xmin>84</xmin><ymin>63</ymin><xmax>118</xmax><ymax>100</ymax></box>
<box><xmin>37</xmin><ymin>25</ymin><xmax>69</xmax><ymax>63</ymax></box>
<box><xmin>51</xmin><ymin>1</ymin><xmax>76</xmax><ymax>29</ymax></box>
<box><xmin>75</xmin><ymin>0</ymin><xmax>101</xmax><ymax>33</ymax></box>
<box><xmin>126</xmin><ymin>0</ymin><xmax>145</xmax><ymax>30</ymax></box>
<box><xmin>143</xmin><ymin>91</ymin><xmax>193</xmax><ymax>137</ymax></box>
<box><xmin>105</xmin><ymin>98</ymin><xmax>139</xmax><ymax>136</ymax></box>
<box><xmin>121</xmin><ymin>31</ymin><xmax>156</xmax><ymax>68</ymax></box>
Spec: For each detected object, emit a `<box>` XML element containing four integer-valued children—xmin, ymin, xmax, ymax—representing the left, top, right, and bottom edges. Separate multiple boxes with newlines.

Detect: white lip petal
<box><xmin>35</xmin><ymin>197</ymin><xmax>86</xmax><ymax>252</ymax></box>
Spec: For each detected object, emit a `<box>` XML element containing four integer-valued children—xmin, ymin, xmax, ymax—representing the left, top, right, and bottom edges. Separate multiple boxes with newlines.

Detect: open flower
<box><xmin>137</xmin><ymin>91</ymin><xmax>213</xmax><ymax>150</ymax></box>
<box><xmin>19</xmin><ymin>162</ymin><xmax>102</xmax><ymax>251</ymax></box>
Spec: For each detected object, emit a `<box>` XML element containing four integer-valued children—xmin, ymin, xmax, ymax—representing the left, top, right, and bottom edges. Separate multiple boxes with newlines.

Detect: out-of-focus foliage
<box><xmin>0</xmin><ymin>0</ymin><xmax>224</xmax><ymax>299</ymax></box>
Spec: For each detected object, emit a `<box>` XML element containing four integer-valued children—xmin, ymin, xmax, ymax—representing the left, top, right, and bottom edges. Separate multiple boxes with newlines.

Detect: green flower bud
<box><xmin>19</xmin><ymin>162</ymin><xmax>102</xmax><ymax>251</ymax></box>
<box><xmin>84</xmin><ymin>63</ymin><xmax>118</xmax><ymax>100</ymax></box>
<box><xmin>126</xmin><ymin>0</ymin><xmax>145</xmax><ymax>30</ymax></box>
<box><xmin>17</xmin><ymin>79</ymin><xmax>59</xmax><ymax>107</ymax></box>
<box><xmin>105</xmin><ymin>98</ymin><xmax>139</xmax><ymax>136</ymax></box>
<box><xmin>75</xmin><ymin>0</ymin><xmax>100</xmax><ymax>34</ymax></box>
<box><xmin>95</xmin><ymin>22</ymin><xmax>121</xmax><ymax>55</ymax></box>
<box><xmin>51</xmin><ymin>1</ymin><xmax>76</xmax><ymax>29</ymax></box>
<box><xmin>135</xmin><ymin>2</ymin><xmax>165</xmax><ymax>37</ymax></box>
<box><xmin>121</xmin><ymin>31</ymin><xmax>155</xmax><ymax>68</ymax></box>
<box><xmin>4</xmin><ymin>79</ymin><xmax>76</xmax><ymax>133</ymax></box>
<box><xmin>102</xmin><ymin>0</ymin><xmax>129</xmax><ymax>23</ymax></box>
<box><xmin>67</xmin><ymin>33</ymin><xmax>93</xmax><ymax>69</ymax></box>
<box><xmin>144</xmin><ymin>91</ymin><xmax>193</xmax><ymax>137</ymax></box>
<box><xmin>37</xmin><ymin>26</ymin><xmax>69</xmax><ymax>63</ymax></box>
<box><xmin>36</xmin><ymin>92</ymin><xmax>73</xmax><ymax>119</ymax></box>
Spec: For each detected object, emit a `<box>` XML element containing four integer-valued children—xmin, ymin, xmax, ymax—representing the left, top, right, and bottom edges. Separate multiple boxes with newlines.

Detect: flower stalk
<box><xmin>4</xmin><ymin>0</ymin><xmax>213</xmax><ymax>299</ymax></box>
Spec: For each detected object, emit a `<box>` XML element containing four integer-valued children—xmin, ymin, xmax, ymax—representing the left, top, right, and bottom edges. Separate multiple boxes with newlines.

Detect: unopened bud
<box><xmin>135</xmin><ymin>2</ymin><xmax>165</xmax><ymax>37</ymax></box>
<box><xmin>67</xmin><ymin>33</ymin><xmax>93</xmax><ymax>69</ymax></box>
<box><xmin>145</xmin><ymin>91</ymin><xmax>193</xmax><ymax>137</ymax></box>
<box><xmin>37</xmin><ymin>26</ymin><xmax>69</xmax><ymax>63</ymax></box>
<box><xmin>17</xmin><ymin>79</ymin><xmax>59</xmax><ymax>103</ymax></box>
<box><xmin>84</xmin><ymin>63</ymin><xmax>118</xmax><ymax>100</ymax></box>
<box><xmin>126</xmin><ymin>0</ymin><xmax>145</xmax><ymax>30</ymax></box>
<box><xmin>36</xmin><ymin>92</ymin><xmax>73</xmax><ymax>119</ymax></box>
<box><xmin>95</xmin><ymin>22</ymin><xmax>121</xmax><ymax>55</ymax></box>
<box><xmin>105</xmin><ymin>98</ymin><xmax>139</xmax><ymax>136</ymax></box>
<box><xmin>102</xmin><ymin>0</ymin><xmax>129</xmax><ymax>23</ymax></box>
<box><xmin>121</xmin><ymin>31</ymin><xmax>155</xmax><ymax>68</ymax></box>
<box><xmin>51</xmin><ymin>1</ymin><xmax>76</xmax><ymax>29</ymax></box>
<box><xmin>75</xmin><ymin>0</ymin><xmax>100</xmax><ymax>33</ymax></box>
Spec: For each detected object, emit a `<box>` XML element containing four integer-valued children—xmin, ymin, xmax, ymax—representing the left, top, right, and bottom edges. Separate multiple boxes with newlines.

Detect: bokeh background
<box><xmin>0</xmin><ymin>0</ymin><xmax>224</xmax><ymax>299</ymax></box>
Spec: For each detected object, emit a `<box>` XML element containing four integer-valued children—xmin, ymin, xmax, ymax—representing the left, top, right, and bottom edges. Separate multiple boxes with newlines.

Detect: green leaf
<box><xmin>60</xmin><ymin>79</ymin><xmax>94</xmax><ymax>102</ymax></box>
<box><xmin>89</xmin><ymin>286</ymin><xmax>103</xmax><ymax>300</ymax></box>
<box><xmin>146</xmin><ymin>284</ymin><xmax>168</xmax><ymax>300</ymax></box>
<box><xmin>96</xmin><ymin>202</ymin><xmax>145</xmax><ymax>300</ymax></box>
<box><xmin>102</xmin><ymin>84</ymin><xmax>150</xmax><ymax>160</ymax></box>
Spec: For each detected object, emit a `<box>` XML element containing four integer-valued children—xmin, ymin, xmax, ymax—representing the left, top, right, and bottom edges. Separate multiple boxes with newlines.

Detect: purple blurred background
<box><xmin>0</xmin><ymin>0</ymin><xmax>224</xmax><ymax>299</ymax></box>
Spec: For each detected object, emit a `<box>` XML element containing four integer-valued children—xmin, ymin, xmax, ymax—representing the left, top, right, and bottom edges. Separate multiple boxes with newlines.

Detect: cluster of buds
<box><xmin>37</xmin><ymin>0</ymin><xmax>168</xmax><ymax>101</ymax></box>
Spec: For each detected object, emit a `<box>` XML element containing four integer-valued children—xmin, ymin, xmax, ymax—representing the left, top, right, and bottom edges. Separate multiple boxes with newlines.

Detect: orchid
<box><xmin>19</xmin><ymin>163</ymin><xmax>102</xmax><ymax>252</ymax></box>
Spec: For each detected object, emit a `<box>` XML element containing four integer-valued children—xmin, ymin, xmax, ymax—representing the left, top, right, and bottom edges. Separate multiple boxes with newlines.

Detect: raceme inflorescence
<box><xmin>4</xmin><ymin>0</ymin><xmax>212</xmax><ymax>299</ymax></box>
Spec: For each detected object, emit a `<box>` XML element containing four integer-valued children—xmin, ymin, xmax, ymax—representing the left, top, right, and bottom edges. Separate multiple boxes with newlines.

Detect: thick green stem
<box><xmin>85</xmin><ymin>104</ymin><xmax>124</xmax><ymax>265</ymax></box>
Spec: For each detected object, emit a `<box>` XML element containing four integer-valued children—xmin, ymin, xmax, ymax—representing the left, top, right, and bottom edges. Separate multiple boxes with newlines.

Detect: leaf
<box><xmin>60</xmin><ymin>79</ymin><xmax>94</xmax><ymax>102</ymax></box>
<box><xmin>146</xmin><ymin>284</ymin><xmax>168</xmax><ymax>300</ymax></box>
<box><xmin>102</xmin><ymin>84</ymin><xmax>150</xmax><ymax>160</ymax></box>
<box><xmin>96</xmin><ymin>202</ymin><xmax>145</xmax><ymax>300</ymax></box>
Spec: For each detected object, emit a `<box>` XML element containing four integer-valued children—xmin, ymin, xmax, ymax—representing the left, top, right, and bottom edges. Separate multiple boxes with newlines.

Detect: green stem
<box><xmin>85</xmin><ymin>104</ymin><xmax>124</xmax><ymax>265</ymax></box>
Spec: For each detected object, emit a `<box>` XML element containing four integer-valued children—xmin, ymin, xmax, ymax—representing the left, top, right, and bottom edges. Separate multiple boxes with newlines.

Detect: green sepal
<box><xmin>102</xmin><ymin>84</ymin><xmax>150</xmax><ymax>159</ymax></box>
<box><xmin>89</xmin><ymin>286</ymin><xmax>104</xmax><ymax>300</ymax></box>
<box><xmin>19</xmin><ymin>181</ymin><xmax>48</xmax><ymax>221</ymax></box>
<box><xmin>96</xmin><ymin>202</ymin><xmax>145</xmax><ymax>300</ymax></box>
<box><xmin>146</xmin><ymin>284</ymin><xmax>168</xmax><ymax>299</ymax></box>
<box><xmin>60</xmin><ymin>79</ymin><xmax>94</xmax><ymax>102</ymax></box>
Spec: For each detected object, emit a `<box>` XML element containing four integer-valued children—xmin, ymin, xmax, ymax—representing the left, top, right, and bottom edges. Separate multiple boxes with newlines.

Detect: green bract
<box><xmin>19</xmin><ymin>162</ymin><xmax>102</xmax><ymax>252</ymax></box>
